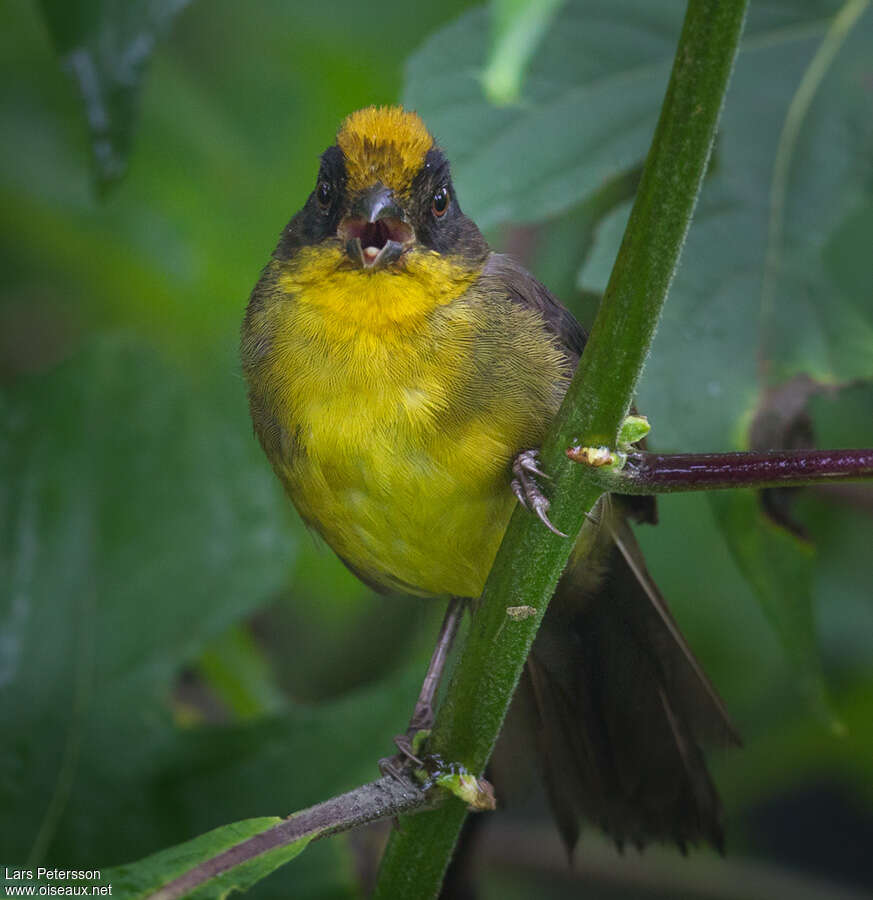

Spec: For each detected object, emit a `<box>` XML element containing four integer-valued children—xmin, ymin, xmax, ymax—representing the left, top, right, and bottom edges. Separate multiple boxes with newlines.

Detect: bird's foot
<box><xmin>378</xmin><ymin>725</ymin><xmax>431</xmax><ymax>780</ymax></box>
<box><xmin>378</xmin><ymin>599</ymin><xmax>465</xmax><ymax>781</ymax></box>
<box><xmin>511</xmin><ymin>449</ymin><xmax>567</xmax><ymax>537</ymax></box>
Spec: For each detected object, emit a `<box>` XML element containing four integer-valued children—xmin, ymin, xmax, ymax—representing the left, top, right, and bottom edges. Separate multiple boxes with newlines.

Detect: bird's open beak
<box><xmin>339</xmin><ymin>186</ymin><xmax>415</xmax><ymax>270</ymax></box>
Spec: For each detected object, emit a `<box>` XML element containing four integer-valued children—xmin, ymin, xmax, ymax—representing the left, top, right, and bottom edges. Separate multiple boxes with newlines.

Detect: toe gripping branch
<box><xmin>567</xmin><ymin>416</ymin><xmax>873</xmax><ymax>496</ymax></box>
<box><xmin>511</xmin><ymin>449</ymin><xmax>568</xmax><ymax>537</ymax></box>
<box><xmin>379</xmin><ymin>598</ymin><xmax>465</xmax><ymax>778</ymax></box>
<box><xmin>513</xmin><ymin>417</ymin><xmax>652</xmax><ymax>536</ymax></box>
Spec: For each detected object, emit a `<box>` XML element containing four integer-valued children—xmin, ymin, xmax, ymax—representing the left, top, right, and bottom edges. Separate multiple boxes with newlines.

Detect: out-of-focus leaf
<box><xmin>37</xmin><ymin>0</ymin><xmax>191</xmax><ymax>189</ymax></box>
<box><xmin>710</xmin><ymin>492</ymin><xmax>831</xmax><ymax>722</ymax></box>
<box><xmin>797</xmin><ymin>382</ymin><xmax>873</xmax><ymax>675</ymax></box>
<box><xmin>823</xmin><ymin>202</ymin><xmax>873</xmax><ymax>309</ymax></box>
<box><xmin>482</xmin><ymin>0</ymin><xmax>565</xmax><ymax>105</ymax></box>
<box><xmin>105</xmin><ymin>818</ymin><xmax>311</xmax><ymax>900</ymax></box>
<box><xmin>578</xmin><ymin>6</ymin><xmax>873</xmax><ymax>449</ymax></box>
<box><xmin>584</xmin><ymin>7</ymin><xmax>872</xmax><ymax>712</ymax></box>
<box><xmin>196</xmin><ymin>625</ymin><xmax>286</xmax><ymax>721</ymax></box>
<box><xmin>809</xmin><ymin>379</ymin><xmax>873</xmax><ymax>447</ymax></box>
<box><xmin>123</xmin><ymin>663</ymin><xmax>424</xmax><ymax>900</ymax></box>
<box><xmin>761</xmin><ymin>0</ymin><xmax>873</xmax><ymax>384</ymax></box>
<box><xmin>404</xmin><ymin>0</ymin><xmax>682</xmax><ymax>228</ymax></box>
<box><xmin>717</xmin><ymin>673</ymin><xmax>873</xmax><ymax>810</ymax></box>
<box><xmin>403</xmin><ymin>0</ymin><xmax>845</xmax><ymax>229</ymax></box>
<box><xmin>0</xmin><ymin>336</ymin><xmax>296</xmax><ymax>864</ymax></box>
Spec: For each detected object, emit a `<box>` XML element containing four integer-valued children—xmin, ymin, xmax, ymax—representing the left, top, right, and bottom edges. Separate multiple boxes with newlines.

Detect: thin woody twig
<box><xmin>146</xmin><ymin>775</ymin><xmax>434</xmax><ymax>900</ymax></box>
<box><xmin>567</xmin><ymin>447</ymin><xmax>873</xmax><ymax>494</ymax></box>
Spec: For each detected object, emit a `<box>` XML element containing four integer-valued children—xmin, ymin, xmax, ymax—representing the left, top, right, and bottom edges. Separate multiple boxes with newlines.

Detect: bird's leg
<box><xmin>511</xmin><ymin>449</ymin><xmax>568</xmax><ymax>537</ymax></box>
<box><xmin>379</xmin><ymin>597</ymin><xmax>465</xmax><ymax>777</ymax></box>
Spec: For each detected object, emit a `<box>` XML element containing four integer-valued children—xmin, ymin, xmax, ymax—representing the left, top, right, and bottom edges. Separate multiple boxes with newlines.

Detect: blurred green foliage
<box><xmin>2</xmin><ymin>0</ymin><xmax>872</xmax><ymax>897</ymax></box>
<box><xmin>104</xmin><ymin>817</ymin><xmax>313</xmax><ymax>899</ymax></box>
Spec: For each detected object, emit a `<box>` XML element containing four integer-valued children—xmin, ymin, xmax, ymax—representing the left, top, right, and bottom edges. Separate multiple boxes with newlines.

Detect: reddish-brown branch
<box><xmin>567</xmin><ymin>447</ymin><xmax>873</xmax><ymax>494</ymax></box>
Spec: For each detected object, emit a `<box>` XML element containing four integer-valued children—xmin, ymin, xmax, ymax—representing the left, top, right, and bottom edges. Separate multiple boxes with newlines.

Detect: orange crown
<box><xmin>337</xmin><ymin>106</ymin><xmax>433</xmax><ymax>194</ymax></box>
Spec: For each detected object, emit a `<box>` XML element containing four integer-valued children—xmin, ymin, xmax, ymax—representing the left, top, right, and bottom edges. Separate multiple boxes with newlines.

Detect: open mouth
<box><xmin>339</xmin><ymin>217</ymin><xmax>415</xmax><ymax>269</ymax></box>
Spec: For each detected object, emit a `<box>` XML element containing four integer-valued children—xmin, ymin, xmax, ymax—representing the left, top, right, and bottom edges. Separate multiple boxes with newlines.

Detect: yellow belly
<box><xmin>243</xmin><ymin>246</ymin><xmax>570</xmax><ymax>597</ymax></box>
<box><xmin>287</xmin><ymin>416</ymin><xmax>518</xmax><ymax>597</ymax></box>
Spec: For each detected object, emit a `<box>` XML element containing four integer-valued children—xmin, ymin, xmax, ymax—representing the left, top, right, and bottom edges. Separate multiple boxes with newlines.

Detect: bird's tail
<box><xmin>520</xmin><ymin>498</ymin><xmax>741</xmax><ymax>853</ymax></box>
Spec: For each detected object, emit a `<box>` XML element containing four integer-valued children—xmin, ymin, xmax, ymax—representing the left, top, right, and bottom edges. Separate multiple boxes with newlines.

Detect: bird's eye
<box><xmin>316</xmin><ymin>180</ymin><xmax>332</xmax><ymax>210</ymax></box>
<box><xmin>432</xmin><ymin>186</ymin><xmax>449</xmax><ymax>218</ymax></box>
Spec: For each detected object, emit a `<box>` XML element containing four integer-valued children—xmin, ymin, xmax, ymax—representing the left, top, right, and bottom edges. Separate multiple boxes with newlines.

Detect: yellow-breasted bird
<box><xmin>241</xmin><ymin>105</ymin><xmax>740</xmax><ymax>852</ymax></box>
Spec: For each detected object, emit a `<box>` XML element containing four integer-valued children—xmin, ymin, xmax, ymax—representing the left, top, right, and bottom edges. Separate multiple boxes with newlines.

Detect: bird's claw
<box><xmin>378</xmin><ymin>734</ymin><xmax>424</xmax><ymax>780</ymax></box>
<box><xmin>511</xmin><ymin>450</ymin><xmax>568</xmax><ymax>538</ymax></box>
<box><xmin>378</xmin><ymin>719</ymin><xmax>432</xmax><ymax>781</ymax></box>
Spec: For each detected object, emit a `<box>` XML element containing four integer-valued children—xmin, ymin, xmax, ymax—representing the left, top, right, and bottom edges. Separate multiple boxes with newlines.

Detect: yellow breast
<box><xmin>245</xmin><ymin>246</ymin><xmax>567</xmax><ymax>597</ymax></box>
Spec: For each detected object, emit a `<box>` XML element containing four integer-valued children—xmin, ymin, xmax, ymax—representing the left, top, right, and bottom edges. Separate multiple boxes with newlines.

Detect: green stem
<box><xmin>373</xmin><ymin>1</ymin><xmax>749</xmax><ymax>896</ymax></box>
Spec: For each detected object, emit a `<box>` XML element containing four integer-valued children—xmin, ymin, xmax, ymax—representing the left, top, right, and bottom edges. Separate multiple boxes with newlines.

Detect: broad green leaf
<box><xmin>105</xmin><ymin>818</ymin><xmax>311</xmax><ymax>900</ymax></box>
<box><xmin>37</xmin><ymin>0</ymin><xmax>192</xmax><ymax>189</ymax></box>
<box><xmin>761</xmin><ymin>0</ymin><xmax>873</xmax><ymax>384</ymax></box>
<box><xmin>799</xmin><ymin>383</ymin><xmax>873</xmax><ymax>675</ymax></box>
<box><xmin>632</xmin><ymin>492</ymin><xmax>789</xmax><ymax>718</ymax></box>
<box><xmin>578</xmin><ymin>6</ymin><xmax>873</xmax><ymax>448</ymax></box>
<box><xmin>403</xmin><ymin>1</ymin><xmax>845</xmax><ymax>229</ymax></box>
<box><xmin>808</xmin><ymin>378</ymin><xmax>873</xmax><ymax>448</ymax></box>
<box><xmin>579</xmin><ymin>6</ymin><xmax>872</xmax><ymax>711</ymax></box>
<box><xmin>404</xmin><ymin>1</ymin><xmax>682</xmax><ymax>228</ymax></box>
<box><xmin>197</xmin><ymin>625</ymin><xmax>286</xmax><ymax>722</ymax></box>
<box><xmin>108</xmin><ymin>663</ymin><xmax>425</xmax><ymax>899</ymax></box>
<box><xmin>709</xmin><ymin>492</ymin><xmax>830</xmax><ymax>721</ymax></box>
<box><xmin>482</xmin><ymin>0</ymin><xmax>566</xmax><ymax>105</ymax></box>
<box><xmin>0</xmin><ymin>337</ymin><xmax>295</xmax><ymax>862</ymax></box>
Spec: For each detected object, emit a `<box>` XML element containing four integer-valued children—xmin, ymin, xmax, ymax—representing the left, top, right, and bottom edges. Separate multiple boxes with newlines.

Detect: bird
<box><xmin>241</xmin><ymin>104</ymin><xmax>740</xmax><ymax>854</ymax></box>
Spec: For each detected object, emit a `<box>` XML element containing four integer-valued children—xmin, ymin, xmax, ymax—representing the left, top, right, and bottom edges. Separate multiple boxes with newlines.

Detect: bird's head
<box><xmin>277</xmin><ymin>106</ymin><xmax>488</xmax><ymax>271</ymax></box>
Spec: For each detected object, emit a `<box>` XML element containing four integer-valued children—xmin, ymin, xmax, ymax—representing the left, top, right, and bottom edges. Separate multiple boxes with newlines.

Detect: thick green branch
<box><xmin>373</xmin><ymin>1</ymin><xmax>749</xmax><ymax>897</ymax></box>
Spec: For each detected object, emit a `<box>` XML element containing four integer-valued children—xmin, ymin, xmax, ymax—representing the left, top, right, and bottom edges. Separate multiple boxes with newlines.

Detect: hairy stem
<box><xmin>569</xmin><ymin>448</ymin><xmax>873</xmax><ymax>494</ymax></box>
<box><xmin>373</xmin><ymin>1</ymin><xmax>749</xmax><ymax>897</ymax></box>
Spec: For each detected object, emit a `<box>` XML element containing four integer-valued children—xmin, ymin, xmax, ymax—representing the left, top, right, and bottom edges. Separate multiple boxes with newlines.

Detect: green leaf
<box><xmin>482</xmin><ymin>0</ymin><xmax>566</xmax><ymax>105</ymax></box>
<box><xmin>37</xmin><ymin>0</ymin><xmax>192</xmax><ymax>189</ymax></box>
<box><xmin>579</xmin><ymin>4</ymin><xmax>873</xmax><ymax>449</ymax></box>
<box><xmin>404</xmin><ymin>1</ymin><xmax>683</xmax><ymax>227</ymax></box>
<box><xmin>809</xmin><ymin>378</ymin><xmax>873</xmax><ymax>447</ymax></box>
<box><xmin>0</xmin><ymin>337</ymin><xmax>296</xmax><ymax>864</ymax></box>
<box><xmin>105</xmin><ymin>818</ymin><xmax>311</xmax><ymax>900</ymax></box>
<box><xmin>196</xmin><ymin>625</ymin><xmax>286</xmax><ymax>722</ymax></box>
<box><xmin>800</xmin><ymin>382</ymin><xmax>873</xmax><ymax>674</ymax></box>
<box><xmin>709</xmin><ymin>492</ymin><xmax>832</xmax><ymax>723</ymax></box>
<box><xmin>761</xmin><ymin>0</ymin><xmax>873</xmax><ymax>384</ymax></box>
<box><xmin>403</xmin><ymin>1</ymin><xmax>846</xmax><ymax>230</ymax></box>
<box><xmin>572</xmin><ymin>3</ymin><xmax>873</xmax><ymax>713</ymax></box>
